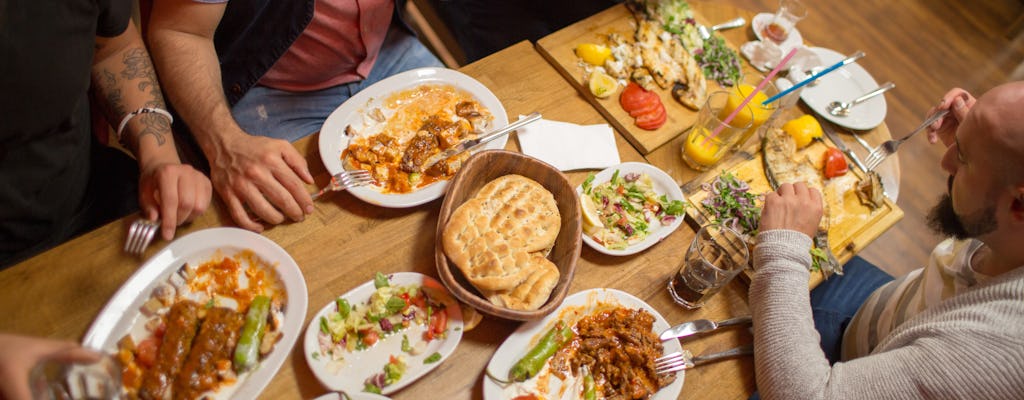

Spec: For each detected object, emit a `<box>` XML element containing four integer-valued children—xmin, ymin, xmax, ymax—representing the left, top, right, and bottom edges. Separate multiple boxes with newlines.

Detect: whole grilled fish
<box><xmin>762</xmin><ymin>127</ymin><xmax>842</xmax><ymax>276</ymax></box>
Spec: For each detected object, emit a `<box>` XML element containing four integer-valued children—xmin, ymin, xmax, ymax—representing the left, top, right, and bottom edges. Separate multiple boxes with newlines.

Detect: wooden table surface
<box><xmin>0</xmin><ymin>2</ymin><xmax>901</xmax><ymax>400</ymax></box>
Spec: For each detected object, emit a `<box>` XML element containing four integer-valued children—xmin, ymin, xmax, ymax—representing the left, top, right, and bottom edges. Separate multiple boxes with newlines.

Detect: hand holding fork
<box><xmin>863</xmin><ymin>109</ymin><xmax>948</xmax><ymax>171</ymax></box>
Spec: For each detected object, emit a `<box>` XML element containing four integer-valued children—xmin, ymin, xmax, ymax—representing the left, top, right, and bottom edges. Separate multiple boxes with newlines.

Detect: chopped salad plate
<box><xmin>577</xmin><ymin>162</ymin><xmax>687</xmax><ymax>256</ymax></box>
<box><xmin>304</xmin><ymin>272</ymin><xmax>464</xmax><ymax>395</ymax></box>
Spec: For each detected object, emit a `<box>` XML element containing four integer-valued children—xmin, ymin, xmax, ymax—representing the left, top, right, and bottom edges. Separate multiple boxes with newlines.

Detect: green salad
<box><xmin>581</xmin><ymin>170</ymin><xmax>686</xmax><ymax>250</ymax></box>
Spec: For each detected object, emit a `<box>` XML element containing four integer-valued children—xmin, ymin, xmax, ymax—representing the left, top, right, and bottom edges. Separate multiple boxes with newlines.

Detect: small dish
<box><xmin>751</xmin><ymin>13</ymin><xmax>804</xmax><ymax>54</ymax></box>
<box><xmin>303</xmin><ymin>272</ymin><xmax>463</xmax><ymax>395</ymax></box>
<box><xmin>800</xmin><ymin>47</ymin><xmax>888</xmax><ymax>131</ymax></box>
<box><xmin>577</xmin><ymin>162</ymin><xmax>686</xmax><ymax>256</ymax></box>
<box><xmin>435</xmin><ymin>150</ymin><xmax>581</xmax><ymax>321</ymax></box>
<box><xmin>482</xmin><ymin>288</ymin><xmax>684</xmax><ymax>399</ymax></box>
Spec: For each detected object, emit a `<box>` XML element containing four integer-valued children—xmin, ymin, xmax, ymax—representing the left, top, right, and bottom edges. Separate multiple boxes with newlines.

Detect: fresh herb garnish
<box><xmin>423</xmin><ymin>352</ymin><xmax>442</xmax><ymax>364</ymax></box>
<box><xmin>701</xmin><ymin>171</ymin><xmax>762</xmax><ymax>235</ymax></box>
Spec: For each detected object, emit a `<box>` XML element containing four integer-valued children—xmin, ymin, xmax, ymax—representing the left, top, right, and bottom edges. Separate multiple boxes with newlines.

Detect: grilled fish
<box><xmin>762</xmin><ymin>128</ymin><xmax>842</xmax><ymax>276</ymax></box>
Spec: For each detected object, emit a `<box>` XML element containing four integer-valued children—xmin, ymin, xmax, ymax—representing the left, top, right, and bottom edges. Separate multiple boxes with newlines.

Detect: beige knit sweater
<box><xmin>750</xmin><ymin>230</ymin><xmax>1024</xmax><ymax>399</ymax></box>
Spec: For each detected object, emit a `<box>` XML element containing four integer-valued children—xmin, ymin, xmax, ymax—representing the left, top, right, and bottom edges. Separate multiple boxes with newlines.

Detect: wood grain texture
<box><xmin>435</xmin><ymin>150</ymin><xmax>582</xmax><ymax>320</ymax></box>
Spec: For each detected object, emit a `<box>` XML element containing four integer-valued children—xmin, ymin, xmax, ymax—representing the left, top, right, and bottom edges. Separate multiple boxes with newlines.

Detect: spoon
<box><xmin>826</xmin><ymin>81</ymin><xmax>895</xmax><ymax>116</ymax></box>
<box><xmin>698</xmin><ymin>17</ymin><xmax>747</xmax><ymax>39</ymax></box>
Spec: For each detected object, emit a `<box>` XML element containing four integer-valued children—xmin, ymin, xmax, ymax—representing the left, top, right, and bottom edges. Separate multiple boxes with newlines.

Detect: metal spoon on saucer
<box><xmin>826</xmin><ymin>81</ymin><xmax>896</xmax><ymax>116</ymax></box>
<box><xmin>698</xmin><ymin>17</ymin><xmax>747</xmax><ymax>39</ymax></box>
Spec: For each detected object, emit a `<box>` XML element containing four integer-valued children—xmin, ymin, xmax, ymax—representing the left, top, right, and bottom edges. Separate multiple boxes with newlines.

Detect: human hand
<box><xmin>209</xmin><ymin>134</ymin><xmax>314</xmax><ymax>232</ymax></box>
<box><xmin>759</xmin><ymin>182</ymin><xmax>822</xmax><ymax>238</ymax></box>
<box><xmin>0</xmin><ymin>333</ymin><xmax>102</xmax><ymax>400</ymax></box>
<box><xmin>926</xmin><ymin>88</ymin><xmax>975</xmax><ymax>146</ymax></box>
<box><xmin>138</xmin><ymin>161</ymin><xmax>213</xmax><ymax>240</ymax></box>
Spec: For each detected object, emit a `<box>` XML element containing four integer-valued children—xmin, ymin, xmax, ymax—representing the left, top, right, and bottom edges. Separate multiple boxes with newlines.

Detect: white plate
<box><xmin>800</xmin><ymin>47</ymin><xmax>887</xmax><ymax>131</ymax></box>
<box><xmin>82</xmin><ymin>228</ymin><xmax>308</xmax><ymax>400</ymax></box>
<box><xmin>304</xmin><ymin>272</ymin><xmax>464</xmax><ymax>395</ymax></box>
<box><xmin>313</xmin><ymin>392</ymin><xmax>391</xmax><ymax>400</ymax></box>
<box><xmin>482</xmin><ymin>288</ymin><xmax>684</xmax><ymax>400</ymax></box>
<box><xmin>577</xmin><ymin>162</ymin><xmax>687</xmax><ymax>256</ymax></box>
<box><xmin>751</xmin><ymin>13</ymin><xmax>804</xmax><ymax>54</ymax></box>
<box><xmin>318</xmin><ymin>67</ymin><xmax>509</xmax><ymax>208</ymax></box>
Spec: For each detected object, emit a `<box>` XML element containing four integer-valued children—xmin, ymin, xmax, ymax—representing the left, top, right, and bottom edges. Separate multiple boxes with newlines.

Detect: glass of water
<box><xmin>668</xmin><ymin>225</ymin><xmax>750</xmax><ymax>309</ymax></box>
<box><xmin>29</xmin><ymin>349</ymin><xmax>121</xmax><ymax>400</ymax></box>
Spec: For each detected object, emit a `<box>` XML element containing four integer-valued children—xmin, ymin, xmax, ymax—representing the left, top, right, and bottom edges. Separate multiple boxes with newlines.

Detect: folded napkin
<box><xmin>515</xmin><ymin>116</ymin><xmax>621</xmax><ymax>172</ymax></box>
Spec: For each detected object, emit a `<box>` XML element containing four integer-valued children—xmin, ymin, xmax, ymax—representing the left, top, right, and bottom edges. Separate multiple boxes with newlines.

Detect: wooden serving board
<box><xmin>683</xmin><ymin>126</ymin><xmax>904</xmax><ymax>288</ymax></box>
<box><xmin>536</xmin><ymin>3</ymin><xmax>759</xmax><ymax>155</ymax></box>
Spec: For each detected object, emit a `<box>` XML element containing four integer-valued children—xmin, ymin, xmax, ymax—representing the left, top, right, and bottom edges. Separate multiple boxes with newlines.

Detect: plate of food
<box><xmin>81</xmin><ymin>227</ymin><xmax>307</xmax><ymax>399</ymax></box>
<box><xmin>800</xmin><ymin>47</ymin><xmax>887</xmax><ymax>131</ymax></box>
<box><xmin>318</xmin><ymin>67</ymin><xmax>508</xmax><ymax>208</ymax></box>
<box><xmin>577</xmin><ymin>162</ymin><xmax>687</xmax><ymax>256</ymax></box>
<box><xmin>304</xmin><ymin>272</ymin><xmax>463</xmax><ymax>395</ymax></box>
<box><xmin>482</xmin><ymin>288</ymin><xmax>683</xmax><ymax>399</ymax></box>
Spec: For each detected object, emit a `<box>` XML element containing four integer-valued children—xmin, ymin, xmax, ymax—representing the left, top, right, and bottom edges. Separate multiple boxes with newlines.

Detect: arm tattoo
<box><xmin>99</xmin><ymin>69</ymin><xmax>126</xmax><ymax>120</ymax></box>
<box><xmin>120</xmin><ymin>47</ymin><xmax>168</xmax><ymax>147</ymax></box>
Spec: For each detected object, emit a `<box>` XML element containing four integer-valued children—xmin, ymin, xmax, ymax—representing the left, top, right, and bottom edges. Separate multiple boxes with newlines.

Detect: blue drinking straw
<box><xmin>760</xmin><ymin>51</ymin><xmax>866</xmax><ymax>105</ymax></box>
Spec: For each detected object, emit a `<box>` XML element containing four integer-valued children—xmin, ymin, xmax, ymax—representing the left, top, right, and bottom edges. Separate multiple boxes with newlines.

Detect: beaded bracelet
<box><xmin>115</xmin><ymin>107</ymin><xmax>174</xmax><ymax>144</ymax></box>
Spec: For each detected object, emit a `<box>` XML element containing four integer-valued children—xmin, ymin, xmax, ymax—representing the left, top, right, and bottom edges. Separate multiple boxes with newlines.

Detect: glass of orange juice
<box><xmin>724</xmin><ymin>74</ymin><xmax>780</xmax><ymax>153</ymax></box>
<box><xmin>682</xmin><ymin>91</ymin><xmax>753</xmax><ymax>171</ymax></box>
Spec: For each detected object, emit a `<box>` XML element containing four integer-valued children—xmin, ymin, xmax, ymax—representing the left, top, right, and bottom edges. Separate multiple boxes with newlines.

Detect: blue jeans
<box><xmin>230</xmin><ymin>23</ymin><xmax>443</xmax><ymax>142</ymax></box>
<box><xmin>749</xmin><ymin>256</ymin><xmax>893</xmax><ymax>400</ymax></box>
<box><xmin>809</xmin><ymin>256</ymin><xmax>894</xmax><ymax>364</ymax></box>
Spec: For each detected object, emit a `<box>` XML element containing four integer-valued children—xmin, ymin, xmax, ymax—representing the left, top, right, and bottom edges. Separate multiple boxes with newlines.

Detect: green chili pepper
<box><xmin>234</xmin><ymin>295</ymin><xmax>271</xmax><ymax>372</ymax></box>
<box><xmin>583</xmin><ymin>369</ymin><xmax>596</xmax><ymax>400</ymax></box>
<box><xmin>508</xmin><ymin>321</ymin><xmax>573</xmax><ymax>382</ymax></box>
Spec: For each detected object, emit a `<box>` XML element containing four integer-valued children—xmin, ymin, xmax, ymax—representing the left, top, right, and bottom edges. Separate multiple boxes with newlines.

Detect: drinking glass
<box><xmin>668</xmin><ymin>225</ymin><xmax>750</xmax><ymax>309</ymax></box>
<box><xmin>681</xmin><ymin>91</ymin><xmax>753</xmax><ymax>171</ymax></box>
<box><xmin>29</xmin><ymin>350</ymin><xmax>121</xmax><ymax>400</ymax></box>
<box><xmin>763</xmin><ymin>0</ymin><xmax>807</xmax><ymax>44</ymax></box>
<box><xmin>726</xmin><ymin>74</ymin><xmax>780</xmax><ymax>153</ymax></box>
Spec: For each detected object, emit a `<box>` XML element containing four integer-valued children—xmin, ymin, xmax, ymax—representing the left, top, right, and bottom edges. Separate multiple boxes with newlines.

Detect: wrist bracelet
<box><xmin>115</xmin><ymin>107</ymin><xmax>174</xmax><ymax>143</ymax></box>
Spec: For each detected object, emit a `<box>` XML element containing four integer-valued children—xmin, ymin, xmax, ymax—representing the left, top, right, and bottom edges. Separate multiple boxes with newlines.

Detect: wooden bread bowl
<box><xmin>435</xmin><ymin>150</ymin><xmax>582</xmax><ymax>320</ymax></box>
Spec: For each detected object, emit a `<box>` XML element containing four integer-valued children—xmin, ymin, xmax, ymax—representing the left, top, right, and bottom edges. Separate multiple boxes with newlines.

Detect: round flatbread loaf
<box><xmin>481</xmin><ymin>256</ymin><xmax>560</xmax><ymax>311</ymax></box>
<box><xmin>442</xmin><ymin>174</ymin><xmax>562</xmax><ymax>294</ymax></box>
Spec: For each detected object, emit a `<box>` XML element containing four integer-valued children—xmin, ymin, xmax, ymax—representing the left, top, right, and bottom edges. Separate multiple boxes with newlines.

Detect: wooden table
<box><xmin>0</xmin><ymin>3</ymin><xmax>901</xmax><ymax>399</ymax></box>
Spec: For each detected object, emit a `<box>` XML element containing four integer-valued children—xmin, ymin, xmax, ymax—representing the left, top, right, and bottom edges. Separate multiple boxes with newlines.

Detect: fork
<box><xmin>124</xmin><ymin>218</ymin><xmax>160</xmax><ymax>256</ymax></box>
<box><xmin>311</xmin><ymin>169</ymin><xmax>374</xmax><ymax>201</ymax></box>
<box><xmin>654</xmin><ymin>344</ymin><xmax>754</xmax><ymax>375</ymax></box>
<box><xmin>863</xmin><ymin>109</ymin><xmax>948</xmax><ymax>171</ymax></box>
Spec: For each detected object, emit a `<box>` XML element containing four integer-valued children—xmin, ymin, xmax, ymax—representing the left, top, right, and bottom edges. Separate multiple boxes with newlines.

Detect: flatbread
<box><xmin>481</xmin><ymin>257</ymin><xmax>560</xmax><ymax>311</ymax></box>
<box><xmin>443</xmin><ymin>174</ymin><xmax>562</xmax><ymax>299</ymax></box>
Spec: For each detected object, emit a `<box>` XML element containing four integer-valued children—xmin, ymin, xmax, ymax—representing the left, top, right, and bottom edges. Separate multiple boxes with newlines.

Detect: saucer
<box><xmin>751</xmin><ymin>13</ymin><xmax>803</xmax><ymax>54</ymax></box>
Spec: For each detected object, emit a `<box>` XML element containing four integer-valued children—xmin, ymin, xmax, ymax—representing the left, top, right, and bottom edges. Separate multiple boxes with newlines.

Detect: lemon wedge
<box><xmin>581</xmin><ymin>194</ymin><xmax>604</xmax><ymax>235</ymax></box>
<box><xmin>576</xmin><ymin>43</ymin><xmax>612</xmax><ymax>66</ymax></box>
<box><xmin>588</xmin><ymin>71</ymin><xmax>618</xmax><ymax>99</ymax></box>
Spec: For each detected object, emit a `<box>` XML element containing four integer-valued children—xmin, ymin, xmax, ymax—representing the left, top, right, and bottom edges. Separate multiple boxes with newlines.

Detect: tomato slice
<box><xmin>823</xmin><ymin>147</ymin><xmax>849</xmax><ymax>178</ymax></box>
<box><xmin>628</xmin><ymin>97</ymin><xmax>661</xmax><ymax>117</ymax></box>
<box><xmin>135</xmin><ymin>337</ymin><xmax>160</xmax><ymax>369</ymax></box>
<box><xmin>620</xmin><ymin>82</ymin><xmax>659</xmax><ymax>112</ymax></box>
<box><xmin>635</xmin><ymin>102</ymin><xmax>667</xmax><ymax>130</ymax></box>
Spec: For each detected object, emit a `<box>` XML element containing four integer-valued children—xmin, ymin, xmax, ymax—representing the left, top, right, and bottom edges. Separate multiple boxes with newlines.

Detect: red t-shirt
<box><xmin>200</xmin><ymin>0</ymin><xmax>394</xmax><ymax>91</ymax></box>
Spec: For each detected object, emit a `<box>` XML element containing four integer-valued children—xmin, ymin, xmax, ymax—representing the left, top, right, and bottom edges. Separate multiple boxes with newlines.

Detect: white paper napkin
<box><xmin>515</xmin><ymin>116</ymin><xmax>621</xmax><ymax>172</ymax></box>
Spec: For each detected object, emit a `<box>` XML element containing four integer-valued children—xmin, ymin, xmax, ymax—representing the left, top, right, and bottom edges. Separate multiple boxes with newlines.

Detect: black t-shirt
<box><xmin>0</xmin><ymin>0</ymin><xmax>131</xmax><ymax>260</ymax></box>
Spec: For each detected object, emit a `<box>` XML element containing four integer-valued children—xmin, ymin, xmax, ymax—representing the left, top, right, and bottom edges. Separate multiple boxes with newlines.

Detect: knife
<box><xmin>659</xmin><ymin>315</ymin><xmax>752</xmax><ymax>341</ymax></box>
<box><xmin>418</xmin><ymin>112</ymin><xmax>542</xmax><ymax>172</ymax></box>
<box><xmin>813</xmin><ymin>112</ymin><xmax>868</xmax><ymax>173</ymax></box>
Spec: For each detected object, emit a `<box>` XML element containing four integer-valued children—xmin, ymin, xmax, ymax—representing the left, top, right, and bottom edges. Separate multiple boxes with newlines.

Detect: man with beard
<box><xmin>748</xmin><ymin>82</ymin><xmax>1024</xmax><ymax>399</ymax></box>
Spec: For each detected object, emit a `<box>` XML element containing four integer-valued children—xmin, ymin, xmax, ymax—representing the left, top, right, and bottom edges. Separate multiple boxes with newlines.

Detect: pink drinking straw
<box><xmin>702</xmin><ymin>47</ymin><xmax>799</xmax><ymax>145</ymax></box>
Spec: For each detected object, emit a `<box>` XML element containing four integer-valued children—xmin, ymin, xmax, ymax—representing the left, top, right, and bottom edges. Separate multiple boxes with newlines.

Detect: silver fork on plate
<box><xmin>311</xmin><ymin>169</ymin><xmax>374</xmax><ymax>201</ymax></box>
<box><xmin>124</xmin><ymin>219</ymin><xmax>160</xmax><ymax>256</ymax></box>
<box><xmin>654</xmin><ymin>344</ymin><xmax>754</xmax><ymax>375</ymax></box>
<box><xmin>863</xmin><ymin>109</ymin><xmax>948</xmax><ymax>171</ymax></box>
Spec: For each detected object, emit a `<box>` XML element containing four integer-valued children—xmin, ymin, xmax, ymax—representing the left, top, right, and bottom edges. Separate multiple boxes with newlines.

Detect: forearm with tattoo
<box><xmin>92</xmin><ymin>46</ymin><xmax>171</xmax><ymax>153</ymax></box>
